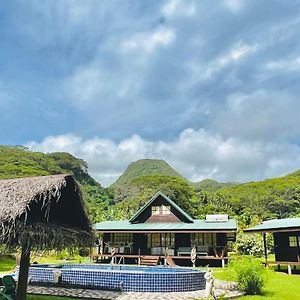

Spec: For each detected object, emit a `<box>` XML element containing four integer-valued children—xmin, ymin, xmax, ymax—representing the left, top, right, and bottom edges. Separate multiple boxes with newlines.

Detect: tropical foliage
<box><xmin>229</xmin><ymin>257</ymin><xmax>267</xmax><ymax>295</ymax></box>
<box><xmin>0</xmin><ymin>146</ymin><xmax>111</xmax><ymax>223</ymax></box>
<box><xmin>111</xmin><ymin>159</ymin><xmax>184</xmax><ymax>188</ymax></box>
<box><xmin>112</xmin><ymin>175</ymin><xmax>199</xmax><ymax>219</ymax></box>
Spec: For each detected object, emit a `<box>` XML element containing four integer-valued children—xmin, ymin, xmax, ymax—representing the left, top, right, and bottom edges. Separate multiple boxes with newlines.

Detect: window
<box><xmin>161</xmin><ymin>233</ymin><xmax>175</xmax><ymax>248</ymax></box>
<box><xmin>152</xmin><ymin>205</ymin><xmax>171</xmax><ymax>215</ymax></box>
<box><xmin>227</xmin><ymin>233</ymin><xmax>236</xmax><ymax>242</ymax></box>
<box><xmin>162</xmin><ymin>205</ymin><xmax>171</xmax><ymax>215</ymax></box>
<box><xmin>289</xmin><ymin>236</ymin><xmax>297</xmax><ymax>247</ymax></box>
<box><xmin>112</xmin><ymin>233</ymin><xmax>133</xmax><ymax>245</ymax></box>
<box><xmin>191</xmin><ymin>233</ymin><xmax>216</xmax><ymax>247</ymax></box>
<box><xmin>151</xmin><ymin>206</ymin><xmax>160</xmax><ymax>215</ymax></box>
<box><xmin>147</xmin><ymin>233</ymin><xmax>175</xmax><ymax>248</ymax></box>
<box><xmin>148</xmin><ymin>233</ymin><xmax>161</xmax><ymax>247</ymax></box>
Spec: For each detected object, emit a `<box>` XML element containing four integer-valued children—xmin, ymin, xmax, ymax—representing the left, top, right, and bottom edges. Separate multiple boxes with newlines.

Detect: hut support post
<box><xmin>16</xmin><ymin>246</ymin><xmax>31</xmax><ymax>300</ymax></box>
<box><xmin>263</xmin><ymin>233</ymin><xmax>268</xmax><ymax>263</ymax></box>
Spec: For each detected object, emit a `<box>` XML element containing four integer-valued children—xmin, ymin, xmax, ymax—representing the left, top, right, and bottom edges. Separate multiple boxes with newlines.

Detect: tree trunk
<box><xmin>16</xmin><ymin>246</ymin><xmax>31</xmax><ymax>300</ymax></box>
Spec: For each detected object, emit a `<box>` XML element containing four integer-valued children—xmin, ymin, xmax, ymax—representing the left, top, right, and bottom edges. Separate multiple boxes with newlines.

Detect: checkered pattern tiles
<box><xmin>26</xmin><ymin>264</ymin><xmax>206</xmax><ymax>292</ymax></box>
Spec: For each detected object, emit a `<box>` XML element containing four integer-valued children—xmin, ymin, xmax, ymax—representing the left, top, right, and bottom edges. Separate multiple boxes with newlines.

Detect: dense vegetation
<box><xmin>0</xmin><ymin>145</ymin><xmax>110</xmax><ymax>222</ymax></box>
<box><xmin>112</xmin><ymin>175</ymin><xmax>199</xmax><ymax>219</ymax></box>
<box><xmin>229</xmin><ymin>257</ymin><xmax>267</xmax><ymax>295</ymax></box>
<box><xmin>191</xmin><ymin>178</ymin><xmax>237</xmax><ymax>192</ymax></box>
<box><xmin>112</xmin><ymin>159</ymin><xmax>184</xmax><ymax>188</ymax></box>
<box><xmin>1</xmin><ymin>145</ymin><xmax>300</xmax><ymax>226</ymax></box>
<box><xmin>214</xmin><ymin>172</ymin><xmax>300</xmax><ymax>223</ymax></box>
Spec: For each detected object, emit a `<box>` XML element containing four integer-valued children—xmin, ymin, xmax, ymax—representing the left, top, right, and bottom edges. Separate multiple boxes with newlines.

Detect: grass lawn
<box><xmin>0</xmin><ymin>253</ymin><xmax>89</xmax><ymax>274</ymax></box>
<box><xmin>0</xmin><ymin>255</ymin><xmax>16</xmax><ymax>273</ymax></box>
<box><xmin>214</xmin><ymin>267</ymin><xmax>300</xmax><ymax>300</ymax></box>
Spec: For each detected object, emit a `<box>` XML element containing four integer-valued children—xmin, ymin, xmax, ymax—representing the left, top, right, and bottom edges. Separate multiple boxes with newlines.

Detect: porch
<box><xmin>94</xmin><ymin>231</ymin><xmax>232</xmax><ymax>267</ymax></box>
<box><xmin>92</xmin><ymin>253</ymin><xmax>229</xmax><ymax>268</ymax></box>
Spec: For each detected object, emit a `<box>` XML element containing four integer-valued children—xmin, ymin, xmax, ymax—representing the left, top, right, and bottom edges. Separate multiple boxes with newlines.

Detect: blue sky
<box><xmin>1</xmin><ymin>0</ymin><xmax>300</xmax><ymax>185</ymax></box>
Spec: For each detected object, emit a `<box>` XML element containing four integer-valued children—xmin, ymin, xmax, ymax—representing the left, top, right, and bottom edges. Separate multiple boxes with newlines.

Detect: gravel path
<box><xmin>28</xmin><ymin>280</ymin><xmax>244</xmax><ymax>299</ymax></box>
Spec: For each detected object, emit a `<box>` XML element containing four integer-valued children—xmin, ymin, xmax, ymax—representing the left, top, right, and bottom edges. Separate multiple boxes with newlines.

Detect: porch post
<box><xmin>263</xmin><ymin>233</ymin><xmax>268</xmax><ymax>262</ymax></box>
<box><xmin>138</xmin><ymin>248</ymin><xmax>141</xmax><ymax>265</ymax></box>
<box><xmin>297</xmin><ymin>236</ymin><xmax>300</xmax><ymax>263</ymax></box>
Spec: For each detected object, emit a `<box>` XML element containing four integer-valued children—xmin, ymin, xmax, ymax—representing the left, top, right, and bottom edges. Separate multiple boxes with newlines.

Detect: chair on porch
<box><xmin>151</xmin><ymin>247</ymin><xmax>162</xmax><ymax>255</ymax></box>
<box><xmin>104</xmin><ymin>242</ymin><xmax>111</xmax><ymax>254</ymax></box>
<box><xmin>177</xmin><ymin>247</ymin><xmax>191</xmax><ymax>256</ymax></box>
<box><xmin>125</xmin><ymin>242</ymin><xmax>133</xmax><ymax>254</ymax></box>
<box><xmin>197</xmin><ymin>245</ymin><xmax>209</xmax><ymax>256</ymax></box>
<box><xmin>0</xmin><ymin>275</ymin><xmax>16</xmax><ymax>300</ymax></box>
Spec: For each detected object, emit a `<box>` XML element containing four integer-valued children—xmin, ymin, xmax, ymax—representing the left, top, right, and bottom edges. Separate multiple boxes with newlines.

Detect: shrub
<box><xmin>235</xmin><ymin>233</ymin><xmax>264</xmax><ymax>256</ymax></box>
<box><xmin>229</xmin><ymin>257</ymin><xmax>266</xmax><ymax>295</ymax></box>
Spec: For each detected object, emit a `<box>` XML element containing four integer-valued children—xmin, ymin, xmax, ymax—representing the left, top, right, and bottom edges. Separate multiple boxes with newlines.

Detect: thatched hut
<box><xmin>0</xmin><ymin>174</ymin><xmax>93</xmax><ymax>300</ymax></box>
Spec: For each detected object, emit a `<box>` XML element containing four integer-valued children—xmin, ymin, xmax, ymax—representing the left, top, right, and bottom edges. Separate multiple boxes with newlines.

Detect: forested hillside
<box><xmin>112</xmin><ymin>175</ymin><xmax>199</xmax><ymax>220</ymax></box>
<box><xmin>0</xmin><ymin>145</ymin><xmax>113</xmax><ymax>222</ymax></box>
<box><xmin>112</xmin><ymin>159</ymin><xmax>184</xmax><ymax>188</ymax></box>
<box><xmin>215</xmin><ymin>172</ymin><xmax>300</xmax><ymax>222</ymax></box>
<box><xmin>1</xmin><ymin>146</ymin><xmax>300</xmax><ymax>227</ymax></box>
<box><xmin>191</xmin><ymin>179</ymin><xmax>237</xmax><ymax>192</ymax></box>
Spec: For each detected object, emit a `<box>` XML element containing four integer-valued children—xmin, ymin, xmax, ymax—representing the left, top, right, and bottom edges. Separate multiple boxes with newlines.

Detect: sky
<box><xmin>1</xmin><ymin>0</ymin><xmax>300</xmax><ymax>186</ymax></box>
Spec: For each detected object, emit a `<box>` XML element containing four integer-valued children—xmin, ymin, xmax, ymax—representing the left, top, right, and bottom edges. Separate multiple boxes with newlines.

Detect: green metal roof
<box><xmin>94</xmin><ymin>219</ymin><xmax>237</xmax><ymax>232</ymax></box>
<box><xmin>129</xmin><ymin>191</ymin><xmax>194</xmax><ymax>223</ymax></box>
<box><xmin>244</xmin><ymin>217</ymin><xmax>300</xmax><ymax>233</ymax></box>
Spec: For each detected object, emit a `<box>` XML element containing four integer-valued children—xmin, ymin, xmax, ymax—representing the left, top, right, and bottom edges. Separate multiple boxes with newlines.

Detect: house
<box><xmin>244</xmin><ymin>217</ymin><xmax>300</xmax><ymax>274</ymax></box>
<box><xmin>94</xmin><ymin>191</ymin><xmax>237</xmax><ymax>267</ymax></box>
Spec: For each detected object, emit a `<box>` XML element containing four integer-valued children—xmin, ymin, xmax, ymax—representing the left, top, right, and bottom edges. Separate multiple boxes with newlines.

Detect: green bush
<box><xmin>229</xmin><ymin>257</ymin><xmax>266</xmax><ymax>295</ymax></box>
<box><xmin>235</xmin><ymin>233</ymin><xmax>264</xmax><ymax>256</ymax></box>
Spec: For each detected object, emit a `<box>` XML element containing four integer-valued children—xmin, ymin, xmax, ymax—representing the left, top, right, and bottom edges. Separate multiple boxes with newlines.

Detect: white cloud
<box><xmin>161</xmin><ymin>0</ymin><xmax>196</xmax><ymax>17</ymax></box>
<box><xmin>121</xmin><ymin>27</ymin><xmax>175</xmax><ymax>53</ymax></box>
<box><xmin>66</xmin><ymin>67</ymin><xmax>104</xmax><ymax>106</ymax></box>
<box><xmin>212</xmin><ymin>90</ymin><xmax>300</xmax><ymax>141</ymax></box>
<box><xmin>223</xmin><ymin>0</ymin><xmax>245</xmax><ymax>13</ymax></box>
<box><xmin>64</xmin><ymin>58</ymin><xmax>143</xmax><ymax>111</ymax></box>
<box><xmin>266</xmin><ymin>56</ymin><xmax>300</xmax><ymax>72</ymax></box>
<box><xmin>193</xmin><ymin>42</ymin><xmax>258</xmax><ymax>81</ymax></box>
<box><xmin>26</xmin><ymin>128</ymin><xmax>300</xmax><ymax>186</ymax></box>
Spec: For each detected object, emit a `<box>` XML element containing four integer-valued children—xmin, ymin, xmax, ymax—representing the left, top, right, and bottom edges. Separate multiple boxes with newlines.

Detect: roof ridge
<box><xmin>129</xmin><ymin>191</ymin><xmax>194</xmax><ymax>223</ymax></box>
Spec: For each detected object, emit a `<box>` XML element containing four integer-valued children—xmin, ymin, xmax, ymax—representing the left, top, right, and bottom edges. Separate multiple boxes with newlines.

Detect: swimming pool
<box><xmin>24</xmin><ymin>264</ymin><xmax>206</xmax><ymax>292</ymax></box>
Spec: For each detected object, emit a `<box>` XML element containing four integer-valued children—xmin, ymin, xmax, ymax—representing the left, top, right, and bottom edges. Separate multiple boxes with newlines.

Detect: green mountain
<box><xmin>0</xmin><ymin>145</ymin><xmax>113</xmax><ymax>222</ymax></box>
<box><xmin>0</xmin><ymin>145</ymin><xmax>96</xmax><ymax>184</ymax></box>
<box><xmin>194</xmin><ymin>171</ymin><xmax>300</xmax><ymax>224</ymax></box>
<box><xmin>215</xmin><ymin>171</ymin><xmax>300</xmax><ymax>219</ymax></box>
<box><xmin>191</xmin><ymin>179</ymin><xmax>237</xmax><ymax>192</ymax></box>
<box><xmin>111</xmin><ymin>159</ymin><xmax>184</xmax><ymax>188</ymax></box>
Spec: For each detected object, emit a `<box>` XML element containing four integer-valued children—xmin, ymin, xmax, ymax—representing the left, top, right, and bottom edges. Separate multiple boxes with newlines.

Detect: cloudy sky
<box><xmin>1</xmin><ymin>0</ymin><xmax>300</xmax><ymax>186</ymax></box>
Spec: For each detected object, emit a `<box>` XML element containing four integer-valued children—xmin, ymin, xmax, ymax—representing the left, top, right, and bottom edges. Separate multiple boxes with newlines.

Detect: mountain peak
<box><xmin>111</xmin><ymin>159</ymin><xmax>184</xmax><ymax>187</ymax></box>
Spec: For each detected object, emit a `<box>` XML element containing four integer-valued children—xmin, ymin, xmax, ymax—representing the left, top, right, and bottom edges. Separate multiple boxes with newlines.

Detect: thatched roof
<box><xmin>0</xmin><ymin>174</ymin><xmax>93</xmax><ymax>250</ymax></box>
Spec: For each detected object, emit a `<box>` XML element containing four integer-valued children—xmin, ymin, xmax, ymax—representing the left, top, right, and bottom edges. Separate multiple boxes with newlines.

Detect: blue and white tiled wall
<box><xmin>25</xmin><ymin>264</ymin><xmax>205</xmax><ymax>292</ymax></box>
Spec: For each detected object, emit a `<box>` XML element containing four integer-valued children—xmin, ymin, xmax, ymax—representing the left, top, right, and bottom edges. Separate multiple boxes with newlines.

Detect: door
<box><xmin>133</xmin><ymin>233</ymin><xmax>147</xmax><ymax>255</ymax></box>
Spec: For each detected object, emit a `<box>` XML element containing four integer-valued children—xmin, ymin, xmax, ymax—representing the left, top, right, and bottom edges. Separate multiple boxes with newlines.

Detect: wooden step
<box><xmin>140</xmin><ymin>256</ymin><xmax>159</xmax><ymax>266</ymax></box>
